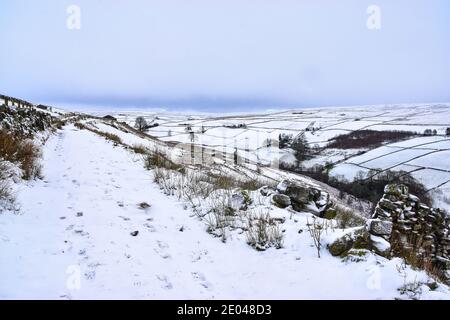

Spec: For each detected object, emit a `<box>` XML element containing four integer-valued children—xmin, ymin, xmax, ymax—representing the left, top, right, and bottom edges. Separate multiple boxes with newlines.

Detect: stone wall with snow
<box><xmin>371</xmin><ymin>184</ymin><xmax>450</xmax><ymax>283</ymax></box>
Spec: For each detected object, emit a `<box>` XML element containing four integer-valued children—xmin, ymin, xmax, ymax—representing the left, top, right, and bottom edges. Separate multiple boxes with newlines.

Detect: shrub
<box><xmin>306</xmin><ymin>216</ymin><xmax>325</xmax><ymax>258</ymax></box>
<box><xmin>246</xmin><ymin>210</ymin><xmax>284</xmax><ymax>250</ymax></box>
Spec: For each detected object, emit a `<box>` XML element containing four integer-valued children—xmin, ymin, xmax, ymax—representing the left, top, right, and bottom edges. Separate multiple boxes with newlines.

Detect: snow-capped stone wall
<box><xmin>370</xmin><ymin>184</ymin><xmax>450</xmax><ymax>283</ymax></box>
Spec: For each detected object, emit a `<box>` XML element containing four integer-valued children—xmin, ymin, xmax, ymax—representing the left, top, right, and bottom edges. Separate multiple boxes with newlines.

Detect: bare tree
<box><xmin>134</xmin><ymin>116</ymin><xmax>148</xmax><ymax>132</ymax></box>
<box><xmin>306</xmin><ymin>216</ymin><xmax>325</xmax><ymax>258</ymax></box>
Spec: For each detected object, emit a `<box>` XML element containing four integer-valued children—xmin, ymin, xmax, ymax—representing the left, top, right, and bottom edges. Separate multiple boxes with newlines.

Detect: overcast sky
<box><xmin>0</xmin><ymin>0</ymin><xmax>449</xmax><ymax>111</ymax></box>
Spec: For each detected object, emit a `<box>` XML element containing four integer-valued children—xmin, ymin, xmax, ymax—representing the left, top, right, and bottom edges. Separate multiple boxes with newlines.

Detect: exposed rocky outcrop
<box><xmin>276</xmin><ymin>180</ymin><xmax>333</xmax><ymax>217</ymax></box>
<box><xmin>271</xmin><ymin>194</ymin><xmax>291</xmax><ymax>208</ymax></box>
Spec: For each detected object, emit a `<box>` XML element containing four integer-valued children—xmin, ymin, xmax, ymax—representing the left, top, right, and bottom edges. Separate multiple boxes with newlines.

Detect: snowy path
<box><xmin>0</xmin><ymin>126</ymin><xmax>447</xmax><ymax>299</ymax></box>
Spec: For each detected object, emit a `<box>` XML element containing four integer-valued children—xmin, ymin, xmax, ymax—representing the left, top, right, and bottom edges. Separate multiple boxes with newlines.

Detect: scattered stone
<box><xmin>276</xmin><ymin>179</ymin><xmax>332</xmax><ymax>216</ymax></box>
<box><xmin>271</xmin><ymin>194</ymin><xmax>291</xmax><ymax>208</ymax></box>
<box><xmin>76</xmin><ymin>212</ymin><xmax>83</xmax><ymax>217</ymax></box>
<box><xmin>138</xmin><ymin>202</ymin><xmax>151</xmax><ymax>209</ymax></box>
<box><xmin>130</xmin><ymin>231</ymin><xmax>139</xmax><ymax>237</ymax></box>
<box><xmin>329</xmin><ymin>234</ymin><xmax>354</xmax><ymax>256</ymax></box>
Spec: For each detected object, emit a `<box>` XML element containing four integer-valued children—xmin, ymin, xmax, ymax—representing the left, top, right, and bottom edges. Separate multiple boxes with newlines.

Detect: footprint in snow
<box><xmin>154</xmin><ymin>241</ymin><xmax>171</xmax><ymax>259</ymax></box>
<box><xmin>192</xmin><ymin>272</ymin><xmax>213</xmax><ymax>290</ymax></box>
<box><xmin>156</xmin><ymin>274</ymin><xmax>173</xmax><ymax>290</ymax></box>
<box><xmin>143</xmin><ymin>223</ymin><xmax>156</xmax><ymax>232</ymax></box>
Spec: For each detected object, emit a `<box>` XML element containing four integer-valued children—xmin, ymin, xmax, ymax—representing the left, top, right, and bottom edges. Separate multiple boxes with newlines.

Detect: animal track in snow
<box><xmin>156</xmin><ymin>274</ymin><xmax>173</xmax><ymax>290</ymax></box>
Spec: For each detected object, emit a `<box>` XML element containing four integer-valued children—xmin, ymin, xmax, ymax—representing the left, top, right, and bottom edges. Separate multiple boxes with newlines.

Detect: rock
<box><xmin>378</xmin><ymin>199</ymin><xmax>397</xmax><ymax>212</ymax></box>
<box><xmin>138</xmin><ymin>202</ymin><xmax>151</xmax><ymax>209</ymax></box>
<box><xmin>271</xmin><ymin>194</ymin><xmax>291</xmax><ymax>208</ymax></box>
<box><xmin>328</xmin><ymin>227</ymin><xmax>370</xmax><ymax>256</ymax></box>
<box><xmin>259</xmin><ymin>186</ymin><xmax>275</xmax><ymax>197</ymax></box>
<box><xmin>328</xmin><ymin>234</ymin><xmax>354</xmax><ymax>256</ymax></box>
<box><xmin>277</xmin><ymin>180</ymin><xmax>310</xmax><ymax>204</ymax></box>
<box><xmin>370</xmin><ymin>235</ymin><xmax>391</xmax><ymax>257</ymax></box>
<box><xmin>368</xmin><ymin>219</ymin><xmax>393</xmax><ymax>236</ymax></box>
<box><xmin>384</xmin><ymin>184</ymin><xmax>408</xmax><ymax>197</ymax></box>
<box><xmin>130</xmin><ymin>231</ymin><xmax>139</xmax><ymax>237</ymax></box>
<box><xmin>76</xmin><ymin>212</ymin><xmax>83</xmax><ymax>217</ymax></box>
<box><xmin>277</xmin><ymin>179</ymin><xmax>332</xmax><ymax>215</ymax></box>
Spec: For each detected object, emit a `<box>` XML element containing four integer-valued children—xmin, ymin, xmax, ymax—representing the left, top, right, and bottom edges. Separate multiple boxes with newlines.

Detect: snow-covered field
<box><xmin>0</xmin><ymin>128</ymin><xmax>448</xmax><ymax>299</ymax></box>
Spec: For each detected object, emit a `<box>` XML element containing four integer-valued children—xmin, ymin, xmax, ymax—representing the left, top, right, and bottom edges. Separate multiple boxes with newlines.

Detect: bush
<box><xmin>246</xmin><ymin>210</ymin><xmax>284</xmax><ymax>250</ymax></box>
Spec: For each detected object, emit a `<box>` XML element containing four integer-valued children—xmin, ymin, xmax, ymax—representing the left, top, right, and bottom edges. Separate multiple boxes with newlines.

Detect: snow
<box><xmin>1</xmin><ymin>124</ymin><xmax>449</xmax><ymax>299</ymax></box>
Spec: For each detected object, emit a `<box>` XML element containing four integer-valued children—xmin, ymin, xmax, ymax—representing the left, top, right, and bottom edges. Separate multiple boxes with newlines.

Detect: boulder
<box><xmin>368</xmin><ymin>219</ymin><xmax>393</xmax><ymax>236</ymax></box>
<box><xmin>328</xmin><ymin>227</ymin><xmax>370</xmax><ymax>256</ymax></box>
<box><xmin>328</xmin><ymin>234</ymin><xmax>354</xmax><ymax>256</ymax></box>
<box><xmin>277</xmin><ymin>179</ymin><xmax>332</xmax><ymax>216</ymax></box>
<box><xmin>370</xmin><ymin>235</ymin><xmax>391</xmax><ymax>257</ymax></box>
<box><xmin>277</xmin><ymin>180</ymin><xmax>310</xmax><ymax>204</ymax></box>
<box><xmin>271</xmin><ymin>194</ymin><xmax>291</xmax><ymax>209</ymax></box>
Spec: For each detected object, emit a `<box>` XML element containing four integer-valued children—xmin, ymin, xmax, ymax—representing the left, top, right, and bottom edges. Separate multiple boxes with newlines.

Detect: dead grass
<box><xmin>75</xmin><ymin>122</ymin><xmax>122</xmax><ymax>145</ymax></box>
<box><xmin>0</xmin><ymin>130</ymin><xmax>42</xmax><ymax>180</ymax></box>
<box><xmin>144</xmin><ymin>149</ymin><xmax>182</xmax><ymax>171</ymax></box>
<box><xmin>333</xmin><ymin>204</ymin><xmax>366</xmax><ymax>229</ymax></box>
<box><xmin>0</xmin><ymin>162</ymin><xmax>16</xmax><ymax>212</ymax></box>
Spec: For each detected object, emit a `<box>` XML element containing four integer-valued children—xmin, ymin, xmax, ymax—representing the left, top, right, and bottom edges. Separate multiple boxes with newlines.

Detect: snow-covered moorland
<box><xmin>1</xmin><ymin>102</ymin><xmax>450</xmax><ymax>300</ymax></box>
